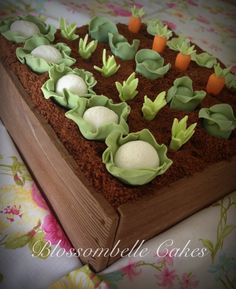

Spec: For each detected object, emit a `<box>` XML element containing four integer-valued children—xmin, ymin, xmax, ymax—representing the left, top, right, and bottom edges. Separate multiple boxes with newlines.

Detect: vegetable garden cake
<box><xmin>0</xmin><ymin>10</ymin><xmax>236</xmax><ymax>209</ymax></box>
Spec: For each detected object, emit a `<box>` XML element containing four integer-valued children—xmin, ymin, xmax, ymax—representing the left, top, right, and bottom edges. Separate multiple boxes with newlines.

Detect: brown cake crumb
<box><xmin>1</xmin><ymin>23</ymin><xmax>236</xmax><ymax>208</ymax></box>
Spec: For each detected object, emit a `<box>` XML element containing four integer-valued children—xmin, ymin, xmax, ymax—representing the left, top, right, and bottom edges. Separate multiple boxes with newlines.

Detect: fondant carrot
<box><xmin>128</xmin><ymin>6</ymin><xmax>145</xmax><ymax>33</ymax></box>
<box><xmin>152</xmin><ymin>25</ymin><xmax>172</xmax><ymax>53</ymax></box>
<box><xmin>206</xmin><ymin>64</ymin><xmax>231</xmax><ymax>96</ymax></box>
<box><xmin>175</xmin><ymin>39</ymin><xmax>196</xmax><ymax>71</ymax></box>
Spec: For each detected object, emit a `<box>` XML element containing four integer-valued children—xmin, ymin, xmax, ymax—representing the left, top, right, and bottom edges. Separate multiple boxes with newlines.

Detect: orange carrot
<box><xmin>206</xmin><ymin>73</ymin><xmax>225</xmax><ymax>95</ymax></box>
<box><xmin>175</xmin><ymin>53</ymin><xmax>191</xmax><ymax>71</ymax></box>
<box><xmin>152</xmin><ymin>35</ymin><xmax>167</xmax><ymax>53</ymax></box>
<box><xmin>128</xmin><ymin>16</ymin><xmax>142</xmax><ymax>33</ymax></box>
<box><xmin>205</xmin><ymin>64</ymin><xmax>231</xmax><ymax>96</ymax></box>
<box><xmin>128</xmin><ymin>6</ymin><xmax>144</xmax><ymax>34</ymax></box>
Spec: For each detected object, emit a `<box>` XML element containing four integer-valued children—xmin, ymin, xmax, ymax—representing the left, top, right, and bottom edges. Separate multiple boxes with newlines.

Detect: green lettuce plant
<box><xmin>65</xmin><ymin>95</ymin><xmax>130</xmax><ymax>140</ymax></box>
<box><xmin>16</xmin><ymin>35</ymin><xmax>76</xmax><ymax>74</ymax></box>
<box><xmin>225</xmin><ymin>72</ymin><xmax>236</xmax><ymax>90</ymax></box>
<box><xmin>0</xmin><ymin>15</ymin><xmax>56</xmax><ymax>43</ymax></box>
<box><xmin>191</xmin><ymin>52</ymin><xmax>217</xmax><ymax>68</ymax></box>
<box><xmin>135</xmin><ymin>49</ymin><xmax>171</xmax><ymax>80</ymax></box>
<box><xmin>89</xmin><ymin>16</ymin><xmax>118</xmax><ymax>43</ymax></box>
<box><xmin>59</xmin><ymin>17</ymin><xmax>79</xmax><ymax>40</ymax></box>
<box><xmin>169</xmin><ymin>116</ymin><xmax>197</xmax><ymax>151</ymax></box>
<box><xmin>115</xmin><ymin>72</ymin><xmax>139</xmax><ymax>101</ymax></box>
<box><xmin>167</xmin><ymin>76</ymin><xmax>206</xmax><ymax>112</ymax></box>
<box><xmin>167</xmin><ymin>36</ymin><xmax>189</xmax><ymax>51</ymax></box>
<box><xmin>78</xmin><ymin>34</ymin><xmax>98</xmax><ymax>59</ymax></box>
<box><xmin>94</xmin><ymin>49</ymin><xmax>120</xmax><ymax>77</ymax></box>
<box><xmin>142</xmin><ymin>91</ymin><xmax>167</xmax><ymax>120</ymax></box>
<box><xmin>108</xmin><ymin>32</ymin><xmax>140</xmax><ymax>60</ymax></box>
<box><xmin>102</xmin><ymin>129</ymin><xmax>172</xmax><ymax>185</ymax></box>
<box><xmin>41</xmin><ymin>64</ymin><xmax>97</xmax><ymax>109</ymax></box>
<box><xmin>199</xmin><ymin>104</ymin><xmax>236</xmax><ymax>139</ymax></box>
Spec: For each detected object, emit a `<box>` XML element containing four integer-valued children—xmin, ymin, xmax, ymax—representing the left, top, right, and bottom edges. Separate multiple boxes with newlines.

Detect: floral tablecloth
<box><xmin>0</xmin><ymin>1</ymin><xmax>236</xmax><ymax>289</ymax></box>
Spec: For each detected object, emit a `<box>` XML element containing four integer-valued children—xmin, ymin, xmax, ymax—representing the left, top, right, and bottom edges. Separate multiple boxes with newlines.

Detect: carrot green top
<box><xmin>152</xmin><ymin>24</ymin><xmax>172</xmax><ymax>39</ymax></box>
<box><xmin>177</xmin><ymin>39</ymin><xmax>196</xmax><ymax>55</ymax></box>
<box><xmin>131</xmin><ymin>6</ymin><xmax>145</xmax><ymax>18</ymax></box>
<box><xmin>213</xmin><ymin>63</ymin><xmax>231</xmax><ymax>78</ymax></box>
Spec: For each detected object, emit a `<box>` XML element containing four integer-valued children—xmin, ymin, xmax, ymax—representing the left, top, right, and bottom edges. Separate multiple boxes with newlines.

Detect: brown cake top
<box><xmin>0</xmin><ymin>23</ymin><xmax>236</xmax><ymax>208</ymax></box>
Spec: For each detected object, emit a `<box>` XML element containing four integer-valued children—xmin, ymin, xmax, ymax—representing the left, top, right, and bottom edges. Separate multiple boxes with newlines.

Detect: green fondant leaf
<box><xmin>135</xmin><ymin>49</ymin><xmax>171</xmax><ymax>80</ymax></box>
<box><xmin>16</xmin><ymin>35</ymin><xmax>76</xmax><ymax>74</ymax></box>
<box><xmin>41</xmin><ymin>64</ymin><xmax>97</xmax><ymax>108</ymax></box>
<box><xmin>142</xmin><ymin>91</ymin><xmax>167</xmax><ymax>120</ymax></box>
<box><xmin>65</xmin><ymin>95</ymin><xmax>130</xmax><ymax>140</ymax></box>
<box><xmin>191</xmin><ymin>52</ymin><xmax>217</xmax><ymax>68</ymax></box>
<box><xmin>115</xmin><ymin>72</ymin><xmax>139</xmax><ymax>101</ymax></box>
<box><xmin>0</xmin><ymin>15</ymin><xmax>56</xmax><ymax>43</ymax></box>
<box><xmin>199</xmin><ymin>103</ymin><xmax>236</xmax><ymax>139</ymax></box>
<box><xmin>89</xmin><ymin>16</ymin><xmax>118</xmax><ymax>43</ymax></box>
<box><xmin>108</xmin><ymin>32</ymin><xmax>140</xmax><ymax>60</ymax></box>
<box><xmin>167</xmin><ymin>76</ymin><xmax>206</xmax><ymax>111</ymax></box>
<box><xmin>102</xmin><ymin>129</ymin><xmax>172</xmax><ymax>185</ymax></box>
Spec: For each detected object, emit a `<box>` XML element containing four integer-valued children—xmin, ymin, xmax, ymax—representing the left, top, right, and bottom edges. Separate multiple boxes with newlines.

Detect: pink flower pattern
<box><xmin>121</xmin><ymin>261</ymin><xmax>142</xmax><ymax>281</ymax></box>
<box><xmin>42</xmin><ymin>214</ymin><xmax>72</xmax><ymax>251</ymax></box>
<box><xmin>179</xmin><ymin>273</ymin><xmax>199</xmax><ymax>289</ymax></box>
<box><xmin>156</xmin><ymin>268</ymin><xmax>177</xmax><ymax>288</ymax></box>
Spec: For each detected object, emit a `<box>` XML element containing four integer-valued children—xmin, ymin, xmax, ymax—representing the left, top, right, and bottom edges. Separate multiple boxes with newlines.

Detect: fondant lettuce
<box><xmin>79</xmin><ymin>34</ymin><xmax>98</xmax><ymax>59</ymax></box>
<box><xmin>41</xmin><ymin>64</ymin><xmax>97</xmax><ymax>109</ymax></box>
<box><xmin>167</xmin><ymin>76</ymin><xmax>206</xmax><ymax>112</ymax></box>
<box><xmin>169</xmin><ymin>116</ymin><xmax>197</xmax><ymax>151</ymax></box>
<box><xmin>108</xmin><ymin>32</ymin><xmax>140</xmax><ymax>60</ymax></box>
<box><xmin>65</xmin><ymin>95</ymin><xmax>130</xmax><ymax>140</ymax></box>
<box><xmin>0</xmin><ymin>15</ymin><xmax>56</xmax><ymax>43</ymax></box>
<box><xmin>59</xmin><ymin>17</ymin><xmax>79</xmax><ymax>41</ymax></box>
<box><xmin>142</xmin><ymin>91</ymin><xmax>167</xmax><ymax>121</ymax></box>
<box><xmin>225</xmin><ymin>72</ymin><xmax>236</xmax><ymax>90</ymax></box>
<box><xmin>115</xmin><ymin>72</ymin><xmax>139</xmax><ymax>101</ymax></box>
<box><xmin>89</xmin><ymin>16</ymin><xmax>118</xmax><ymax>43</ymax></box>
<box><xmin>94</xmin><ymin>49</ymin><xmax>120</xmax><ymax>77</ymax></box>
<box><xmin>199</xmin><ymin>104</ymin><xmax>236</xmax><ymax>139</ymax></box>
<box><xmin>191</xmin><ymin>52</ymin><xmax>217</xmax><ymax>68</ymax></box>
<box><xmin>135</xmin><ymin>49</ymin><xmax>171</xmax><ymax>80</ymax></box>
<box><xmin>102</xmin><ymin>129</ymin><xmax>172</xmax><ymax>185</ymax></box>
<box><xmin>16</xmin><ymin>35</ymin><xmax>76</xmax><ymax>74</ymax></box>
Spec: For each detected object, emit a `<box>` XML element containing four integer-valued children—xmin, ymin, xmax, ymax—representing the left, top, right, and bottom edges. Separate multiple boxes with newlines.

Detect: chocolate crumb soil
<box><xmin>0</xmin><ymin>23</ymin><xmax>236</xmax><ymax>208</ymax></box>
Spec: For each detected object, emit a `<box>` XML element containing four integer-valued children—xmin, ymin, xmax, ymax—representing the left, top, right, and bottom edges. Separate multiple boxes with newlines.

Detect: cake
<box><xmin>0</xmin><ymin>12</ymin><xmax>236</xmax><ymax>271</ymax></box>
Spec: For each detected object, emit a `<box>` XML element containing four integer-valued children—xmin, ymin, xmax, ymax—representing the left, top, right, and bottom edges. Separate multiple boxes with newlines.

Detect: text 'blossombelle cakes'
<box><xmin>0</xmin><ymin>10</ymin><xmax>236</xmax><ymax>271</ymax></box>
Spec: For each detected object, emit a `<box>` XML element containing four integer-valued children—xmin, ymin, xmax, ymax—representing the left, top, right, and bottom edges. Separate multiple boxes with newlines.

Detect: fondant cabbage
<box><xmin>135</xmin><ymin>49</ymin><xmax>171</xmax><ymax>80</ymax></box>
<box><xmin>89</xmin><ymin>16</ymin><xmax>118</xmax><ymax>43</ymax></box>
<box><xmin>191</xmin><ymin>52</ymin><xmax>217</xmax><ymax>68</ymax></box>
<box><xmin>199</xmin><ymin>104</ymin><xmax>236</xmax><ymax>139</ymax></box>
<box><xmin>65</xmin><ymin>95</ymin><xmax>130</xmax><ymax>140</ymax></box>
<box><xmin>41</xmin><ymin>64</ymin><xmax>97</xmax><ymax>108</ymax></box>
<box><xmin>108</xmin><ymin>32</ymin><xmax>140</xmax><ymax>60</ymax></box>
<box><xmin>167</xmin><ymin>76</ymin><xmax>206</xmax><ymax>112</ymax></box>
<box><xmin>102</xmin><ymin>129</ymin><xmax>172</xmax><ymax>185</ymax></box>
<box><xmin>16</xmin><ymin>36</ymin><xmax>76</xmax><ymax>74</ymax></box>
<box><xmin>0</xmin><ymin>15</ymin><xmax>56</xmax><ymax>43</ymax></box>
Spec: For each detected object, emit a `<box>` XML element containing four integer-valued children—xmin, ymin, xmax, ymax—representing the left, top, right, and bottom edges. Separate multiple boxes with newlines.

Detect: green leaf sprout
<box><xmin>78</xmin><ymin>34</ymin><xmax>97</xmax><ymax>59</ymax></box>
<box><xmin>213</xmin><ymin>63</ymin><xmax>231</xmax><ymax>78</ymax></box>
<box><xmin>94</xmin><ymin>49</ymin><xmax>120</xmax><ymax>77</ymax></box>
<box><xmin>142</xmin><ymin>91</ymin><xmax>167</xmax><ymax>120</ymax></box>
<box><xmin>169</xmin><ymin>115</ymin><xmax>197</xmax><ymax>151</ymax></box>
<box><xmin>131</xmin><ymin>6</ymin><xmax>145</xmax><ymax>18</ymax></box>
<box><xmin>59</xmin><ymin>17</ymin><xmax>79</xmax><ymax>41</ymax></box>
<box><xmin>115</xmin><ymin>72</ymin><xmax>139</xmax><ymax>101</ymax></box>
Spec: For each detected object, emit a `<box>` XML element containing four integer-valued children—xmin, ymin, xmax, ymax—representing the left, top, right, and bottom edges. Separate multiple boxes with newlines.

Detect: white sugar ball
<box><xmin>31</xmin><ymin>45</ymin><xmax>62</xmax><ymax>63</ymax></box>
<box><xmin>56</xmin><ymin>74</ymin><xmax>88</xmax><ymax>96</ymax></box>
<box><xmin>114</xmin><ymin>140</ymin><xmax>160</xmax><ymax>169</ymax></box>
<box><xmin>10</xmin><ymin>20</ymin><xmax>40</xmax><ymax>38</ymax></box>
<box><xmin>83</xmin><ymin>106</ymin><xmax>118</xmax><ymax>129</ymax></box>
